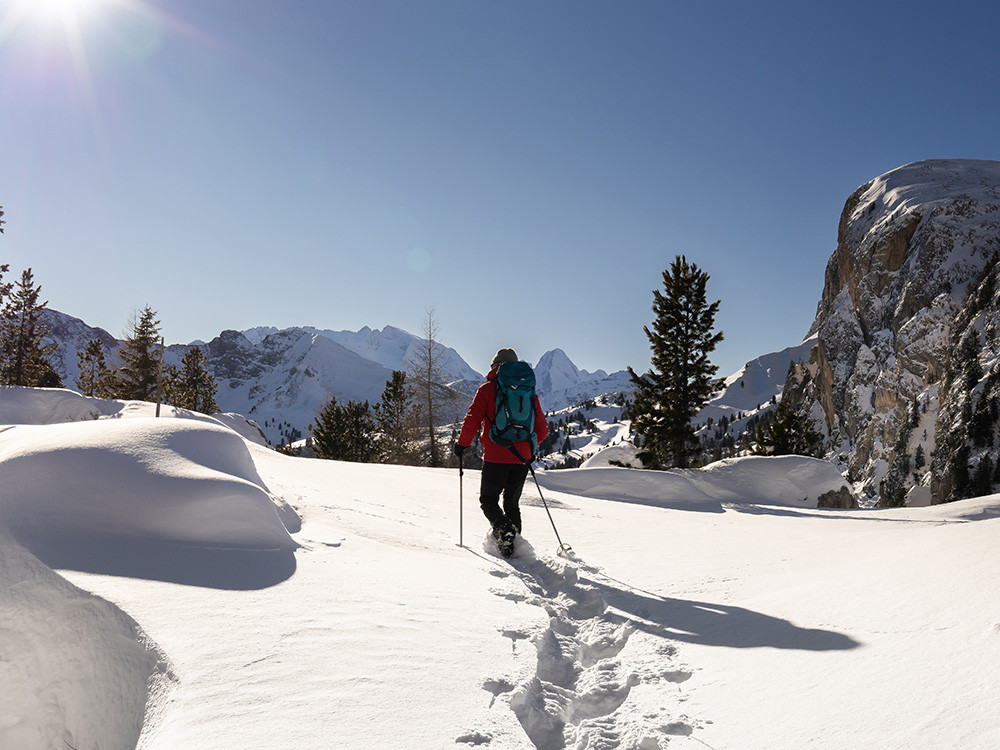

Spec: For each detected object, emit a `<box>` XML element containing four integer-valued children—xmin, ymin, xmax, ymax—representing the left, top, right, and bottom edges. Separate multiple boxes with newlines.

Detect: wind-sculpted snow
<box><xmin>0</xmin><ymin>530</ymin><xmax>172</xmax><ymax>750</ymax></box>
<box><xmin>0</xmin><ymin>385</ymin><xmax>270</xmax><ymax>446</ymax></box>
<box><xmin>537</xmin><ymin>455</ymin><xmax>853</xmax><ymax>510</ymax></box>
<box><xmin>0</xmin><ymin>418</ymin><xmax>296</xmax><ymax>552</ymax></box>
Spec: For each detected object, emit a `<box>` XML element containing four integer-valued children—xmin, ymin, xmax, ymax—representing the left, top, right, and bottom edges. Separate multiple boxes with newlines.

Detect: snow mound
<box><xmin>538</xmin><ymin>465</ymin><xmax>723</xmax><ymax>512</ymax></box>
<box><xmin>0</xmin><ymin>417</ymin><xmax>296</xmax><ymax>551</ymax></box>
<box><xmin>687</xmin><ymin>455</ymin><xmax>852</xmax><ymax>507</ymax></box>
<box><xmin>0</xmin><ymin>531</ymin><xmax>170</xmax><ymax>750</ymax></box>
<box><xmin>0</xmin><ymin>385</ymin><xmax>119</xmax><ymax>423</ymax></box>
<box><xmin>0</xmin><ymin>386</ymin><xmax>269</xmax><ymax>447</ymax></box>
<box><xmin>539</xmin><ymin>455</ymin><xmax>853</xmax><ymax>510</ymax></box>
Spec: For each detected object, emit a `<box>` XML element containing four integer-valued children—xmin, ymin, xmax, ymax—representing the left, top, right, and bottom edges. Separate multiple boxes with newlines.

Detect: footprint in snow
<box><xmin>481</xmin><ymin>551</ymin><xmax>695</xmax><ymax>749</ymax></box>
<box><xmin>455</xmin><ymin>730</ymin><xmax>492</xmax><ymax>745</ymax></box>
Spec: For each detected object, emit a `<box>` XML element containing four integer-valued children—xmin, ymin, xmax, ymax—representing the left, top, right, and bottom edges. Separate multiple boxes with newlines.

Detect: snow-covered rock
<box><xmin>792</xmin><ymin>159</ymin><xmax>1000</xmax><ymax>504</ymax></box>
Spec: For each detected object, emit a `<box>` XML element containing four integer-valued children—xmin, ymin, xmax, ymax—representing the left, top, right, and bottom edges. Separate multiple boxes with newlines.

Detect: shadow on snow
<box><xmin>14</xmin><ymin>532</ymin><xmax>297</xmax><ymax>591</ymax></box>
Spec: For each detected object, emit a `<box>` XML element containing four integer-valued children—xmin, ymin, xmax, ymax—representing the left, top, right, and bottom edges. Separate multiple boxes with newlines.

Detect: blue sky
<box><xmin>3</xmin><ymin>0</ymin><xmax>998</xmax><ymax>377</ymax></box>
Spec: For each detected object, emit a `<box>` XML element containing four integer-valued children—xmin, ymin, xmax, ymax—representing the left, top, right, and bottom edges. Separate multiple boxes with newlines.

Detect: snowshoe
<box><xmin>492</xmin><ymin>522</ymin><xmax>517</xmax><ymax>558</ymax></box>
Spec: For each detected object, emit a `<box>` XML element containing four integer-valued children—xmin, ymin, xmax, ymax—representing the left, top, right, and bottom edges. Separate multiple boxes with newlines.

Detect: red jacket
<box><xmin>458</xmin><ymin>366</ymin><xmax>549</xmax><ymax>464</ymax></box>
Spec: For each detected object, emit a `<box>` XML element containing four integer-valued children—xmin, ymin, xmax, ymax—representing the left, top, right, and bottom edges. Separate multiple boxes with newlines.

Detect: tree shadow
<box><xmin>15</xmin><ymin>532</ymin><xmax>297</xmax><ymax>591</ymax></box>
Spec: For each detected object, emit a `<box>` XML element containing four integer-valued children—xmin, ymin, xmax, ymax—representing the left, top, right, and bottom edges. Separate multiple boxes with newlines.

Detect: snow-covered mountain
<box><xmin>196</xmin><ymin>328</ymin><xmax>397</xmax><ymax>443</ymax></box>
<box><xmin>698</xmin><ymin>335</ymin><xmax>818</xmax><ymax>423</ymax></box>
<box><xmin>40</xmin><ymin>312</ymin><xmax>638</xmax><ymax>445</ymax></box>
<box><xmin>533</xmin><ymin>348</ymin><xmax>633</xmax><ymax>412</ymax></box>
<box><xmin>243</xmin><ymin>324</ymin><xmax>482</xmax><ymax>383</ymax></box>
<box><xmin>40</xmin><ymin>309</ymin><xmax>120</xmax><ymax>391</ymax></box>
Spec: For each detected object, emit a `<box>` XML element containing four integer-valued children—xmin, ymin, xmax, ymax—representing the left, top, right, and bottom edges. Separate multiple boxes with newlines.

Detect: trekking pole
<box><xmin>528</xmin><ymin>466</ymin><xmax>572</xmax><ymax>556</ymax></box>
<box><xmin>458</xmin><ymin>453</ymin><xmax>464</xmax><ymax>548</ymax></box>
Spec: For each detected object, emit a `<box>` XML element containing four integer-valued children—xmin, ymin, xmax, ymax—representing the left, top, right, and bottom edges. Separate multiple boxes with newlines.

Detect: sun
<box><xmin>0</xmin><ymin>0</ymin><xmax>104</xmax><ymax>42</ymax></box>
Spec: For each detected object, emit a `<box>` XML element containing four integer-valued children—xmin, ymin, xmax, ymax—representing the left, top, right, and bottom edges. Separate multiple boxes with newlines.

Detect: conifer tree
<box><xmin>0</xmin><ymin>267</ymin><xmax>61</xmax><ymax>387</ymax></box>
<box><xmin>749</xmin><ymin>399</ymin><xmax>823</xmax><ymax>457</ymax></box>
<box><xmin>627</xmin><ymin>255</ymin><xmax>724</xmax><ymax>468</ymax></box>
<box><xmin>76</xmin><ymin>339</ymin><xmax>116</xmax><ymax>397</ymax></box>
<box><xmin>173</xmin><ymin>346</ymin><xmax>219</xmax><ymax>413</ymax></box>
<box><xmin>971</xmin><ymin>455</ymin><xmax>994</xmax><ymax>498</ymax></box>
<box><xmin>115</xmin><ymin>305</ymin><xmax>162</xmax><ymax>400</ymax></box>
<box><xmin>949</xmin><ymin>444</ymin><xmax>971</xmax><ymax>502</ymax></box>
<box><xmin>312</xmin><ymin>396</ymin><xmax>378</xmax><ymax>462</ymax></box>
<box><xmin>0</xmin><ymin>264</ymin><xmax>11</xmax><ymax>306</ymax></box>
<box><xmin>373</xmin><ymin>370</ymin><xmax>415</xmax><ymax>464</ymax></box>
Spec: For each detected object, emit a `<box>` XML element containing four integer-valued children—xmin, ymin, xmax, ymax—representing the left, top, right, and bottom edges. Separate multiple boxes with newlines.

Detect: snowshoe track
<box><xmin>471</xmin><ymin>548</ymin><xmax>696</xmax><ymax>749</ymax></box>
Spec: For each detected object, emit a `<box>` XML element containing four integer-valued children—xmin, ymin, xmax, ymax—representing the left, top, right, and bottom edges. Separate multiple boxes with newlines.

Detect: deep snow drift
<box><xmin>2</xmin><ymin>387</ymin><xmax>999</xmax><ymax>749</ymax></box>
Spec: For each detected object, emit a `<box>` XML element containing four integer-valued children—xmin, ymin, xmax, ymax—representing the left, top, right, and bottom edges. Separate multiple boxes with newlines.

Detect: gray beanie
<box><xmin>491</xmin><ymin>348</ymin><xmax>518</xmax><ymax>369</ymax></box>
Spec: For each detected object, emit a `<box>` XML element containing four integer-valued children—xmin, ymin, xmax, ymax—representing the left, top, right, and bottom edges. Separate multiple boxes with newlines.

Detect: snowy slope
<box><xmin>3</xmin><ymin>388</ymin><xmax>1000</xmax><ymax>749</ymax></box>
<box><xmin>698</xmin><ymin>335</ymin><xmax>817</xmax><ymax>421</ymax></box>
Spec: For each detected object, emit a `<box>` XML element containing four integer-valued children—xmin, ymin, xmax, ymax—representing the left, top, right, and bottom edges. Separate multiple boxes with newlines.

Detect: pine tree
<box><xmin>373</xmin><ymin>370</ymin><xmax>415</xmax><ymax>464</ymax></box>
<box><xmin>0</xmin><ymin>263</ymin><xmax>11</xmax><ymax>306</ymax></box>
<box><xmin>961</xmin><ymin>332</ymin><xmax>982</xmax><ymax>392</ymax></box>
<box><xmin>0</xmin><ymin>267</ymin><xmax>61</xmax><ymax>387</ymax></box>
<box><xmin>173</xmin><ymin>347</ymin><xmax>219</xmax><ymax>413</ymax></box>
<box><xmin>76</xmin><ymin>339</ymin><xmax>116</xmax><ymax>397</ymax></box>
<box><xmin>749</xmin><ymin>399</ymin><xmax>823</xmax><ymax>457</ymax></box>
<box><xmin>949</xmin><ymin>444</ymin><xmax>971</xmax><ymax>502</ymax></box>
<box><xmin>115</xmin><ymin>305</ymin><xmax>162</xmax><ymax>400</ymax></box>
<box><xmin>626</xmin><ymin>255</ymin><xmax>724</xmax><ymax>468</ymax></box>
<box><xmin>971</xmin><ymin>455</ymin><xmax>994</xmax><ymax>498</ymax></box>
<box><xmin>312</xmin><ymin>396</ymin><xmax>378</xmax><ymax>462</ymax></box>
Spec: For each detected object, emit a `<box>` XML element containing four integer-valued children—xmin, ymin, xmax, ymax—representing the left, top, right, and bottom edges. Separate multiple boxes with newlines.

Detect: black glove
<box><xmin>453</xmin><ymin>443</ymin><xmax>466</xmax><ymax>458</ymax></box>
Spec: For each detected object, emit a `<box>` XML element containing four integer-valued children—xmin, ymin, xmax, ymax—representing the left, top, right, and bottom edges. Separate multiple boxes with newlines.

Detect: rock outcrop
<box><xmin>789</xmin><ymin>159</ymin><xmax>1000</xmax><ymax>504</ymax></box>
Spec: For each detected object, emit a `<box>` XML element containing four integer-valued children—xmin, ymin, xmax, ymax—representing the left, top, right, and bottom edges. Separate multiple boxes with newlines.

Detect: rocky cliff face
<box><xmin>790</xmin><ymin>159</ymin><xmax>1000</xmax><ymax>504</ymax></box>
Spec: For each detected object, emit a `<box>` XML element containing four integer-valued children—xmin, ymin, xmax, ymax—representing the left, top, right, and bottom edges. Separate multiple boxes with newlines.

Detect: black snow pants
<box><xmin>479</xmin><ymin>461</ymin><xmax>530</xmax><ymax>533</ymax></box>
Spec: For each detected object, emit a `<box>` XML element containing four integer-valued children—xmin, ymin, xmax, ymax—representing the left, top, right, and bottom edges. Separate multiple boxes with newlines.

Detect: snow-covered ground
<box><xmin>2</xmin><ymin>387</ymin><xmax>999</xmax><ymax>749</ymax></box>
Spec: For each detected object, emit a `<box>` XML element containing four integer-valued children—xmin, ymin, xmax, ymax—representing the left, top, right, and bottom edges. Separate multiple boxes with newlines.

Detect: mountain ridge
<box><xmin>39</xmin><ymin>310</ymin><xmax>645</xmax><ymax>445</ymax></box>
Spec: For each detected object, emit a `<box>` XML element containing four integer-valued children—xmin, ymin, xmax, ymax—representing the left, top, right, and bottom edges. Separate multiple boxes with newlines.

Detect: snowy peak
<box><xmin>535</xmin><ymin>348</ymin><xmax>582</xmax><ymax>391</ymax></box>
<box><xmin>40</xmin><ymin>309</ymin><xmax>120</xmax><ymax>389</ymax></box>
<box><xmin>532</xmin><ymin>349</ymin><xmax>628</xmax><ymax>413</ymax></box>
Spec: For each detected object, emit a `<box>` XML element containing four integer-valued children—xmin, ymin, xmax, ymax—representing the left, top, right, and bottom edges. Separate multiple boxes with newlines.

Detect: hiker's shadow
<box><xmin>587</xmin><ymin>571</ymin><xmax>860</xmax><ymax>651</ymax></box>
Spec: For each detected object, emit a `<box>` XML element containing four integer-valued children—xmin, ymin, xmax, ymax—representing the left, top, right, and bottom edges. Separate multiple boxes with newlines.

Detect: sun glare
<box><xmin>28</xmin><ymin>0</ymin><xmax>103</xmax><ymax>24</ymax></box>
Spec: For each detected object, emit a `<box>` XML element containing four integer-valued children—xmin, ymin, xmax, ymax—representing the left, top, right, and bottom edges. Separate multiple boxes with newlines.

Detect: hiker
<box><xmin>453</xmin><ymin>348</ymin><xmax>548</xmax><ymax>553</ymax></box>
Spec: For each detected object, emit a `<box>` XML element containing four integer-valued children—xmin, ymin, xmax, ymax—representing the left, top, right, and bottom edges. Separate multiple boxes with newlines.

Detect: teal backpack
<box><xmin>489</xmin><ymin>360</ymin><xmax>538</xmax><ymax>460</ymax></box>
